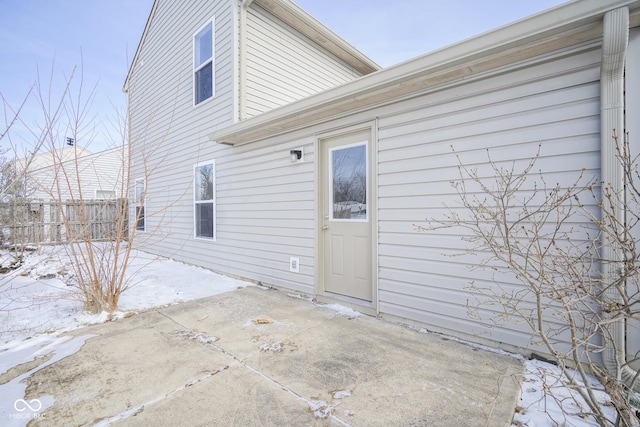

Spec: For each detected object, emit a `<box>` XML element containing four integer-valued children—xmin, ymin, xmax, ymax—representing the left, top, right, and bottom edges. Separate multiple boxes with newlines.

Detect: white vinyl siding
<box><xmin>95</xmin><ymin>190</ymin><xmax>116</xmax><ymax>199</ymax></box>
<box><xmin>626</xmin><ymin>28</ymin><xmax>640</xmax><ymax>370</ymax></box>
<box><xmin>23</xmin><ymin>147</ymin><xmax>125</xmax><ymax>201</ymax></box>
<box><xmin>244</xmin><ymin>5</ymin><xmax>363</xmax><ymax>117</ymax></box>
<box><xmin>126</xmin><ymin>0</ymin><xmax>360</xmax><ymax>294</ymax></box>
<box><xmin>376</xmin><ymin>46</ymin><xmax>602</xmax><ymax>350</ymax></box>
<box><xmin>213</xmin><ymin>141</ymin><xmax>316</xmax><ymax>293</ymax></box>
<box><xmin>137</xmin><ymin>139</ymin><xmax>317</xmax><ymax>295</ymax></box>
<box><xmin>127</xmin><ymin>0</ymin><xmax>234</xmax><ymax>240</ymax></box>
<box><xmin>126</xmin><ymin>0</ymin><xmax>621</xmax><ymax>357</ymax></box>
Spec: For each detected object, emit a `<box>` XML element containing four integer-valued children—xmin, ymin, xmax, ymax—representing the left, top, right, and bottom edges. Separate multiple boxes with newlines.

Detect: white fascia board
<box><xmin>209</xmin><ymin>0</ymin><xmax>640</xmax><ymax>146</ymax></box>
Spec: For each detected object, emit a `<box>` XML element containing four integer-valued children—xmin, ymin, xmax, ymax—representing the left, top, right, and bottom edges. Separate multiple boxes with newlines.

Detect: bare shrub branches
<box><xmin>420</xmin><ymin>139</ymin><xmax>640</xmax><ymax>426</ymax></box>
<box><xmin>0</xmin><ymin>60</ymin><xmax>140</xmax><ymax>315</ymax></box>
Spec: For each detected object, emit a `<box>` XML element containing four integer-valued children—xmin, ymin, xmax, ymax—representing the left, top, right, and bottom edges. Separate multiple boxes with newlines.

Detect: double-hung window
<box><xmin>194</xmin><ymin>161</ymin><xmax>215</xmax><ymax>239</ymax></box>
<box><xmin>194</xmin><ymin>20</ymin><xmax>214</xmax><ymax>104</ymax></box>
<box><xmin>134</xmin><ymin>178</ymin><xmax>145</xmax><ymax>232</ymax></box>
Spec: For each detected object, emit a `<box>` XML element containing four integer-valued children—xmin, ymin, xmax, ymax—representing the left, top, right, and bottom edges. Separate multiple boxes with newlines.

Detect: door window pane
<box><xmin>331</xmin><ymin>143</ymin><xmax>367</xmax><ymax>220</ymax></box>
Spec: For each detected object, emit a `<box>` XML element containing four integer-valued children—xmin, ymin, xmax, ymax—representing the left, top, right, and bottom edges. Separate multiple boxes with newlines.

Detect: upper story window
<box><xmin>194</xmin><ymin>20</ymin><xmax>214</xmax><ymax>105</ymax></box>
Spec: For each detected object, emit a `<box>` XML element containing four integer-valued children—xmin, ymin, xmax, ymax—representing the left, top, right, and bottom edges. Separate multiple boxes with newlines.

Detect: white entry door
<box><xmin>320</xmin><ymin>130</ymin><xmax>372</xmax><ymax>302</ymax></box>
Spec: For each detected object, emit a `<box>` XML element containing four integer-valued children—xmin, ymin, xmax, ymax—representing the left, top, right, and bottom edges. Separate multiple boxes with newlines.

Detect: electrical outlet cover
<box><xmin>290</xmin><ymin>257</ymin><xmax>300</xmax><ymax>273</ymax></box>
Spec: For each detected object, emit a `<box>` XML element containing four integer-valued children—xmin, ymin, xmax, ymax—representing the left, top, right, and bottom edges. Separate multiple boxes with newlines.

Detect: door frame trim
<box><xmin>314</xmin><ymin>120</ymin><xmax>379</xmax><ymax>314</ymax></box>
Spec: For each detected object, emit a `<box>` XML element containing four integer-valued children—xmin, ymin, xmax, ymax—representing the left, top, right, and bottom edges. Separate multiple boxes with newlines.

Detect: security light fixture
<box><xmin>290</xmin><ymin>148</ymin><xmax>303</xmax><ymax>163</ymax></box>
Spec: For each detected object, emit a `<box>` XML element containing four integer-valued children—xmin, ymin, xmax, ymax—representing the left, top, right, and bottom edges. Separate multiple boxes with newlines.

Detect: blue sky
<box><xmin>1</xmin><ymin>0</ymin><xmax>566</xmax><ymax>154</ymax></box>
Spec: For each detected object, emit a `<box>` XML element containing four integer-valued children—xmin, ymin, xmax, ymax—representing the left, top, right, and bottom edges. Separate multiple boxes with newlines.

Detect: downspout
<box><xmin>600</xmin><ymin>6</ymin><xmax>640</xmax><ymax>394</ymax></box>
<box><xmin>239</xmin><ymin>0</ymin><xmax>255</xmax><ymax>121</ymax></box>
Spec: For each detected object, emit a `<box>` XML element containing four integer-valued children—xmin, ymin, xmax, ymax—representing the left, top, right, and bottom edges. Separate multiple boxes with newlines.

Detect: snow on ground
<box><xmin>0</xmin><ymin>245</ymin><xmax>620</xmax><ymax>426</ymax></box>
<box><xmin>513</xmin><ymin>359</ymin><xmax>617</xmax><ymax>427</ymax></box>
<box><xmin>0</xmin><ymin>246</ymin><xmax>250</xmax><ymax>342</ymax></box>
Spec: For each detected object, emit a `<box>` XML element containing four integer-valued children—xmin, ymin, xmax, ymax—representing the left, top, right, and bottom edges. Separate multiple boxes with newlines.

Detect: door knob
<box><xmin>322</xmin><ymin>225</ymin><xmax>329</xmax><ymax>230</ymax></box>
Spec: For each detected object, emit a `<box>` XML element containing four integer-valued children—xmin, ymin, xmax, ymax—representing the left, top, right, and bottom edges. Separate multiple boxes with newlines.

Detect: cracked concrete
<box><xmin>23</xmin><ymin>287</ymin><xmax>523</xmax><ymax>426</ymax></box>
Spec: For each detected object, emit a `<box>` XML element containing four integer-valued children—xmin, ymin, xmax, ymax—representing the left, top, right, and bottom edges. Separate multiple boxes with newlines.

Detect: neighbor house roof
<box><xmin>123</xmin><ymin>0</ymin><xmax>380</xmax><ymax>92</ymax></box>
<box><xmin>15</xmin><ymin>146</ymin><xmax>93</xmax><ymax>171</ymax></box>
<box><xmin>208</xmin><ymin>0</ymin><xmax>640</xmax><ymax>146</ymax></box>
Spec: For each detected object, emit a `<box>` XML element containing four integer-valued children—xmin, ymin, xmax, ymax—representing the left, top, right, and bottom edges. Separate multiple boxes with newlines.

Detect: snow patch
<box><xmin>0</xmin><ymin>334</ymin><xmax>93</xmax><ymax>427</ymax></box>
<box><xmin>324</xmin><ymin>303</ymin><xmax>360</xmax><ymax>318</ymax></box>
<box><xmin>0</xmin><ymin>246</ymin><xmax>253</xmax><ymax>344</ymax></box>
<box><xmin>512</xmin><ymin>359</ymin><xmax>617</xmax><ymax>427</ymax></box>
<box><xmin>307</xmin><ymin>399</ymin><xmax>334</xmax><ymax>419</ymax></box>
<box><xmin>286</xmin><ymin>292</ymin><xmax>312</xmax><ymax>301</ymax></box>
<box><xmin>176</xmin><ymin>330</ymin><xmax>218</xmax><ymax>345</ymax></box>
<box><xmin>259</xmin><ymin>341</ymin><xmax>283</xmax><ymax>352</ymax></box>
<box><xmin>333</xmin><ymin>389</ymin><xmax>351</xmax><ymax>399</ymax></box>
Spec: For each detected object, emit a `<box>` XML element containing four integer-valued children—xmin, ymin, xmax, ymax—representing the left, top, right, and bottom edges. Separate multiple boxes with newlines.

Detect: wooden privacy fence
<box><xmin>0</xmin><ymin>199</ymin><xmax>128</xmax><ymax>246</ymax></box>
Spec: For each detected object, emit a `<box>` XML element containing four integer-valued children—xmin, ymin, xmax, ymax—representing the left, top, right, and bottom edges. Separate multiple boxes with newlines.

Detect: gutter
<box><xmin>600</xmin><ymin>6</ymin><xmax>640</xmax><ymax>394</ymax></box>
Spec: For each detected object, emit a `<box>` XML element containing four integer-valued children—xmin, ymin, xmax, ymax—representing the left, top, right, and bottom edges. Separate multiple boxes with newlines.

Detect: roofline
<box><xmin>254</xmin><ymin>0</ymin><xmax>380</xmax><ymax>74</ymax></box>
<box><xmin>209</xmin><ymin>0</ymin><xmax>640</xmax><ymax>146</ymax></box>
<box><xmin>123</xmin><ymin>0</ymin><xmax>159</xmax><ymax>93</ymax></box>
<box><xmin>123</xmin><ymin>0</ymin><xmax>380</xmax><ymax>93</ymax></box>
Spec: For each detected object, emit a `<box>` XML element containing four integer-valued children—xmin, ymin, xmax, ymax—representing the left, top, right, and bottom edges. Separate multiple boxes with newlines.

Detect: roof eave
<box><xmin>209</xmin><ymin>0</ymin><xmax>640</xmax><ymax>146</ymax></box>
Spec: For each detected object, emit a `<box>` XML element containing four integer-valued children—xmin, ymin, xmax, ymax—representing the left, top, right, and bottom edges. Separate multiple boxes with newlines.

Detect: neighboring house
<box><xmin>125</xmin><ymin>0</ymin><xmax>640</xmax><ymax>379</ymax></box>
<box><xmin>2</xmin><ymin>145</ymin><xmax>127</xmax><ymax>245</ymax></box>
<box><xmin>14</xmin><ymin>146</ymin><xmax>126</xmax><ymax>201</ymax></box>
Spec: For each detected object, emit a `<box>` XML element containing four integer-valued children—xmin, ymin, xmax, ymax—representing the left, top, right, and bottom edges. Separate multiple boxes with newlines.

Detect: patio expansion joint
<box><xmin>155</xmin><ymin>308</ymin><xmax>354</xmax><ymax>425</ymax></box>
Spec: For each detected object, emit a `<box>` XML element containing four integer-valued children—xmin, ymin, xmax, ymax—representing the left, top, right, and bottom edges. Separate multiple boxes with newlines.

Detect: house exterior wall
<box><xmin>626</xmin><ymin>27</ymin><xmax>640</xmax><ymax>370</ymax></box>
<box><xmin>25</xmin><ymin>147</ymin><xmax>126</xmax><ymax>201</ymax></box>
<box><xmin>126</xmin><ymin>0</ymin><xmax>236</xmax><ymax>254</ymax></box>
<box><xmin>244</xmin><ymin>3</ymin><xmax>365</xmax><ymax>118</ymax></box>
<box><xmin>128</xmin><ymin>0</ymin><xmax>638</xmax><ymax>356</ymax></box>
<box><xmin>126</xmin><ymin>0</ymin><xmax>363</xmax><ymax>289</ymax></box>
<box><xmin>375</xmin><ymin>45</ymin><xmax>602</xmax><ymax>350</ymax></box>
<box><xmin>205</xmin><ymin>42</ymin><xmax>603</xmax><ymax>354</ymax></box>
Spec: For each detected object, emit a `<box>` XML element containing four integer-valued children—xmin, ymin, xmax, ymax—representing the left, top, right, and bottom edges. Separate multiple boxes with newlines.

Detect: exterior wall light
<box><xmin>290</xmin><ymin>148</ymin><xmax>303</xmax><ymax>163</ymax></box>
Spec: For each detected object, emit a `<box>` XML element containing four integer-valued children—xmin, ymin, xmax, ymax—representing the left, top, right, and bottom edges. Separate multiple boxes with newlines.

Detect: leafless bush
<box><xmin>420</xmin><ymin>136</ymin><xmax>640</xmax><ymax>427</ymax></box>
<box><xmin>0</xmin><ymin>61</ymin><xmax>148</xmax><ymax>314</ymax></box>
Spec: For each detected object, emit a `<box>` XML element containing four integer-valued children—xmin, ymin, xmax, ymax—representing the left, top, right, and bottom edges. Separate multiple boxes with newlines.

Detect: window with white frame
<box><xmin>95</xmin><ymin>189</ymin><xmax>116</xmax><ymax>199</ymax></box>
<box><xmin>134</xmin><ymin>178</ymin><xmax>145</xmax><ymax>232</ymax></box>
<box><xmin>194</xmin><ymin>161</ymin><xmax>215</xmax><ymax>239</ymax></box>
<box><xmin>194</xmin><ymin>20</ymin><xmax>214</xmax><ymax>105</ymax></box>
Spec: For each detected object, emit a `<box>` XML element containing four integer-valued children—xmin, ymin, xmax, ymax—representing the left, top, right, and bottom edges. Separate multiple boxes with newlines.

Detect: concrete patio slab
<box><xmin>22</xmin><ymin>286</ymin><xmax>523</xmax><ymax>426</ymax></box>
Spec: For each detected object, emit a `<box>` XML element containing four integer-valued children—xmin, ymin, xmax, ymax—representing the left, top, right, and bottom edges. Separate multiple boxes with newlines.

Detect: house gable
<box><xmin>242</xmin><ymin>2</ymin><xmax>373</xmax><ymax>118</ymax></box>
<box><xmin>125</xmin><ymin>0</ymin><xmax>380</xmax><ymax>122</ymax></box>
